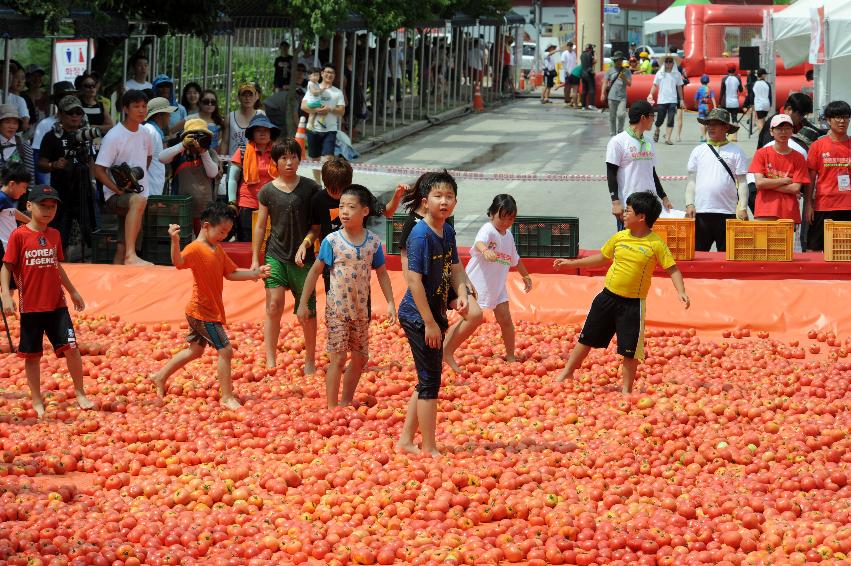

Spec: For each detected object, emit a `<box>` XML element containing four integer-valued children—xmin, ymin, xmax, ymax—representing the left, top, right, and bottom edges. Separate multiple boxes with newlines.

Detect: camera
<box><xmin>183</xmin><ymin>130</ymin><xmax>212</xmax><ymax>150</ymax></box>
<box><xmin>71</xmin><ymin>127</ymin><xmax>104</xmax><ymax>144</ymax></box>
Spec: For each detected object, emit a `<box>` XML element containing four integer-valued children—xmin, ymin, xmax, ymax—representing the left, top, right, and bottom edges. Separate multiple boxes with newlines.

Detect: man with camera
<box><xmin>37</xmin><ymin>96</ymin><xmax>104</xmax><ymax>259</ymax></box>
<box><xmin>93</xmin><ymin>90</ymin><xmax>153</xmax><ymax>266</ymax></box>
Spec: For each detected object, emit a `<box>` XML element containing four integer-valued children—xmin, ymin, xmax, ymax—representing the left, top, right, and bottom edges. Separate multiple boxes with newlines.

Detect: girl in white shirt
<box><xmin>443</xmin><ymin>195</ymin><xmax>533</xmax><ymax>367</ymax></box>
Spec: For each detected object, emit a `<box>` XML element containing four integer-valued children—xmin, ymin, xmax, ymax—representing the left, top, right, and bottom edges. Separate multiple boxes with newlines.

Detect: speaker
<box><xmin>739</xmin><ymin>46</ymin><xmax>760</xmax><ymax>71</ymax></box>
<box><xmin>610</xmin><ymin>41</ymin><xmax>629</xmax><ymax>59</ymax></box>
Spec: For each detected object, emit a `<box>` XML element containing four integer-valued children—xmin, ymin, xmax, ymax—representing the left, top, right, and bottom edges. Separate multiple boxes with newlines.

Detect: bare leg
<box><xmin>25</xmin><ymin>357</ymin><xmax>44</xmax><ymax>419</ymax></box>
<box><xmin>124</xmin><ymin>195</ymin><xmax>152</xmax><ymax>266</ymax></box>
<box><xmin>676</xmin><ymin>109</ymin><xmax>684</xmax><ymax>141</ymax></box>
<box><xmin>325</xmin><ymin>352</ymin><xmax>347</xmax><ymax>408</ymax></box>
<box><xmin>263</xmin><ymin>287</ymin><xmax>286</xmax><ymax>368</ymax></box>
<box><xmin>622</xmin><ymin>357</ymin><xmax>639</xmax><ymax>394</ymax></box>
<box><xmin>665</xmin><ymin>125</ymin><xmax>674</xmax><ymax>142</ymax></box>
<box><xmin>216</xmin><ymin>345</ymin><xmax>241</xmax><ymax>409</ymax></box>
<box><xmin>397</xmin><ymin>390</ymin><xmax>421</xmax><ymax>454</ymax></box>
<box><xmin>417</xmin><ymin>399</ymin><xmax>439</xmax><ymax>456</ymax></box>
<box><xmin>340</xmin><ymin>350</ymin><xmax>367</xmax><ymax>406</ymax></box>
<box><xmin>493</xmin><ymin>302</ymin><xmax>515</xmax><ymax>361</ymax></box>
<box><xmin>149</xmin><ymin>343</ymin><xmax>205</xmax><ymax>397</ymax></box>
<box><xmin>301</xmin><ymin>315</ymin><xmax>317</xmax><ymax>375</ymax></box>
<box><xmin>442</xmin><ymin>300</ymin><xmax>483</xmax><ymax>372</ymax></box>
<box><xmin>556</xmin><ymin>343</ymin><xmax>591</xmax><ymax>382</ymax></box>
<box><xmin>64</xmin><ymin>349</ymin><xmax>94</xmax><ymax>409</ymax></box>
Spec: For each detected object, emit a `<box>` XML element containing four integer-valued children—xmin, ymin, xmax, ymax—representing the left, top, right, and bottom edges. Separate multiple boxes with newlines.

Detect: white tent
<box><xmin>643</xmin><ymin>5</ymin><xmax>687</xmax><ymax>36</ymax></box>
<box><xmin>818</xmin><ymin>0</ymin><xmax>851</xmax><ymax>109</ymax></box>
<box><xmin>827</xmin><ymin>0</ymin><xmax>851</xmax><ymax>60</ymax></box>
<box><xmin>773</xmin><ymin>0</ymin><xmax>824</xmax><ymax>68</ymax></box>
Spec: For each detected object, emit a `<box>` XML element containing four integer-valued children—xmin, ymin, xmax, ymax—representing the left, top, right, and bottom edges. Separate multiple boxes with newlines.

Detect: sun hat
<box><xmin>770</xmin><ymin>114</ymin><xmax>794</xmax><ymax>129</ymax></box>
<box><xmin>697</xmin><ymin>107</ymin><xmax>740</xmax><ymax>133</ymax></box>
<box><xmin>145</xmin><ymin>97</ymin><xmax>177</xmax><ymax>120</ymax></box>
<box><xmin>57</xmin><ymin>96</ymin><xmax>84</xmax><ymax>113</ymax></box>
<box><xmin>639</xmin><ymin>51</ymin><xmax>649</xmax><ymax>58</ymax></box>
<box><xmin>238</xmin><ymin>83</ymin><xmax>258</xmax><ymax>96</ymax></box>
<box><xmin>545</xmin><ymin>45</ymin><xmax>558</xmax><ymax>53</ymax></box>
<box><xmin>182</xmin><ymin>118</ymin><xmax>213</xmax><ymax>137</ymax></box>
<box><xmin>245</xmin><ymin>114</ymin><xmax>281</xmax><ymax>141</ymax></box>
<box><xmin>0</xmin><ymin>103</ymin><xmax>21</xmax><ymax>124</ymax></box>
<box><xmin>25</xmin><ymin>64</ymin><xmax>45</xmax><ymax>76</ymax></box>
<box><xmin>613</xmin><ymin>51</ymin><xmax>626</xmax><ymax>60</ymax></box>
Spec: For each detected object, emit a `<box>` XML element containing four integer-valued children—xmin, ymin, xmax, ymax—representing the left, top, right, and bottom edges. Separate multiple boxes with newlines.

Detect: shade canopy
<box><xmin>643</xmin><ymin>0</ymin><xmax>711</xmax><ymax>37</ymax></box>
<box><xmin>773</xmin><ymin>0</ymin><xmax>824</xmax><ymax>68</ymax></box>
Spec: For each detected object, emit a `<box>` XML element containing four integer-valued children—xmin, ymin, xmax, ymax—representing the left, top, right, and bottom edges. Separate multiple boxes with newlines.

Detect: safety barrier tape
<box><xmin>298</xmin><ymin>159</ymin><xmax>689</xmax><ymax>182</ymax></box>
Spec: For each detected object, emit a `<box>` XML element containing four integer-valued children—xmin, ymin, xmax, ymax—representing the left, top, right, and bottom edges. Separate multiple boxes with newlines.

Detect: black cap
<box><xmin>29</xmin><ymin>184</ymin><xmax>62</xmax><ymax>204</ymax></box>
<box><xmin>628</xmin><ymin>100</ymin><xmax>654</xmax><ymax>123</ymax></box>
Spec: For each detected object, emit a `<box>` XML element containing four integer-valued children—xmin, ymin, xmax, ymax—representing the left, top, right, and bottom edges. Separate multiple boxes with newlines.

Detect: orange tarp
<box><xmin>62</xmin><ymin>264</ymin><xmax>851</xmax><ymax>338</ymax></box>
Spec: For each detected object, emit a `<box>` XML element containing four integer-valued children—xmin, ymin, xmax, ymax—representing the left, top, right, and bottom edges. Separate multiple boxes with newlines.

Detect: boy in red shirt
<box><xmin>1</xmin><ymin>185</ymin><xmax>95</xmax><ymax>419</ymax></box>
<box><xmin>149</xmin><ymin>201</ymin><xmax>270</xmax><ymax>409</ymax></box>
<box><xmin>805</xmin><ymin>100</ymin><xmax>851</xmax><ymax>250</ymax></box>
<box><xmin>750</xmin><ymin>114</ymin><xmax>810</xmax><ymax>240</ymax></box>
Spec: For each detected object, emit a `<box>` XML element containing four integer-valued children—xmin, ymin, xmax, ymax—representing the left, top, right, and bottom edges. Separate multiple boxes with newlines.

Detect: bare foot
<box><xmin>76</xmin><ymin>392</ymin><xmax>95</xmax><ymax>410</ymax></box>
<box><xmin>397</xmin><ymin>441</ymin><xmax>421</xmax><ymax>455</ymax></box>
<box><xmin>423</xmin><ymin>447</ymin><xmax>441</xmax><ymax>457</ymax></box>
<box><xmin>265</xmin><ymin>357</ymin><xmax>276</xmax><ymax>369</ymax></box>
<box><xmin>443</xmin><ymin>353</ymin><xmax>461</xmax><ymax>373</ymax></box>
<box><xmin>303</xmin><ymin>362</ymin><xmax>316</xmax><ymax>376</ymax></box>
<box><xmin>555</xmin><ymin>368</ymin><xmax>573</xmax><ymax>383</ymax></box>
<box><xmin>125</xmin><ymin>256</ymin><xmax>153</xmax><ymax>267</ymax></box>
<box><xmin>221</xmin><ymin>397</ymin><xmax>243</xmax><ymax>410</ymax></box>
<box><xmin>32</xmin><ymin>399</ymin><xmax>45</xmax><ymax>419</ymax></box>
<box><xmin>149</xmin><ymin>373</ymin><xmax>166</xmax><ymax>398</ymax></box>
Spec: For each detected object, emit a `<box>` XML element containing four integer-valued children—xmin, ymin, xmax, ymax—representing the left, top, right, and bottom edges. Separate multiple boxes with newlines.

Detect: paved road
<box><xmin>356</xmin><ymin>99</ymin><xmax>760</xmax><ymax>251</ymax></box>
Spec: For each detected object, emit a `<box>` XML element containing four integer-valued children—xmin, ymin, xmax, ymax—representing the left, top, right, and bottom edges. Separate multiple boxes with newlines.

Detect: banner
<box><xmin>52</xmin><ymin>39</ymin><xmax>90</xmax><ymax>85</ymax></box>
<box><xmin>809</xmin><ymin>5</ymin><xmax>825</xmax><ymax>65</ymax></box>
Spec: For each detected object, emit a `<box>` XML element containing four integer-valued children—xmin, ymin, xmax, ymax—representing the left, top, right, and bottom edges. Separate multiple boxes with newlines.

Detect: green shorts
<box><xmin>265</xmin><ymin>256</ymin><xmax>316</xmax><ymax>316</ymax></box>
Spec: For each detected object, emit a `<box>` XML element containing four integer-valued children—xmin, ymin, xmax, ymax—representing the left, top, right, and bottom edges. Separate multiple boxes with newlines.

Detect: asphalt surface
<box><xmin>357</xmin><ymin>98</ymin><xmax>761</xmax><ymax>250</ymax></box>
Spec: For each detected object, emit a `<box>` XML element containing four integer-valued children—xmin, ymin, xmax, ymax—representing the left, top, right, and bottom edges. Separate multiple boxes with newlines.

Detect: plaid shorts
<box><xmin>186</xmin><ymin>316</ymin><xmax>230</xmax><ymax>350</ymax></box>
<box><xmin>325</xmin><ymin>316</ymin><xmax>369</xmax><ymax>355</ymax></box>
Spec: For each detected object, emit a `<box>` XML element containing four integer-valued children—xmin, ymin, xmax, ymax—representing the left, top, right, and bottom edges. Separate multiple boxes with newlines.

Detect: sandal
<box><xmin>665</xmin><ymin>140</ymin><xmax>674</xmax><ymax>145</ymax></box>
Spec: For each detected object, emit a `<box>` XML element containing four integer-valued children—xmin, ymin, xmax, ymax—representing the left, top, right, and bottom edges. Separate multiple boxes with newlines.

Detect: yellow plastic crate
<box><xmin>653</xmin><ymin>218</ymin><xmax>695</xmax><ymax>260</ymax></box>
<box><xmin>725</xmin><ymin>219</ymin><xmax>794</xmax><ymax>261</ymax></box>
<box><xmin>824</xmin><ymin>220</ymin><xmax>851</xmax><ymax>262</ymax></box>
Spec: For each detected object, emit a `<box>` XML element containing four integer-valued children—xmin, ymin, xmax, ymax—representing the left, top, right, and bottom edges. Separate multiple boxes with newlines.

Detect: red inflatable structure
<box><xmin>604</xmin><ymin>4</ymin><xmax>812</xmax><ymax>110</ymax></box>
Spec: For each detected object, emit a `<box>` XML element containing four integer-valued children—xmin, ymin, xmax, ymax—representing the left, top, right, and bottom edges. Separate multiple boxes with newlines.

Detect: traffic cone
<box><xmin>295</xmin><ymin>116</ymin><xmax>307</xmax><ymax>159</ymax></box>
<box><xmin>518</xmin><ymin>72</ymin><xmax>526</xmax><ymax>91</ymax></box>
<box><xmin>473</xmin><ymin>82</ymin><xmax>485</xmax><ymax>112</ymax></box>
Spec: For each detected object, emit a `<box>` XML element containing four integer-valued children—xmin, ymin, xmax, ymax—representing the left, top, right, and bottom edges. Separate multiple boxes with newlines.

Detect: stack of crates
<box><xmin>652</xmin><ymin>218</ymin><xmax>695</xmax><ymax>260</ymax></box>
<box><xmin>510</xmin><ymin>216</ymin><xmax>579</xmax><ymax>258</ymax></box>
<box><xmin>385</xmin><ymin>215</ymin><xmax>454</xmax><ymax>254</ymax></box>
<box><xmin>725</xmin><ymin>219</ymin><xmax>794</xmax><ymax>261</ymax></box>
<box><xmin>141</xmin><ymin>195</ymin><xmax>193</xmax><ymax>265</ymax></box>
<box><xmin>91</xmin><ymin>230</ymin><xmax>118</xmax><ymax>264</ymax></box>
<box><xmin>824</xmin><ymin>220</ymin><xmax>851</xmax><ymax>261</ymax></box>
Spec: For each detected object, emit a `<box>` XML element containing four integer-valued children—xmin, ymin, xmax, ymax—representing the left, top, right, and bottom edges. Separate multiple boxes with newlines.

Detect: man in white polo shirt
<box><xmin>685</xmin><ymin>108</ymin><xmax>750</xmax><ymax>252</ymax></box>
<box><xmin>605</xmin><ymin>100</ymin><xmax>673</xmax><ymax>230</ymax></box>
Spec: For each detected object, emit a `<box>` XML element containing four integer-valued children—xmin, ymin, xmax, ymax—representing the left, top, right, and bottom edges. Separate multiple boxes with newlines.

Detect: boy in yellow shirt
<box><xmin>553</xmin><ymin>192</ymin><xmax>690</xmax><ymax>393</ymax></box>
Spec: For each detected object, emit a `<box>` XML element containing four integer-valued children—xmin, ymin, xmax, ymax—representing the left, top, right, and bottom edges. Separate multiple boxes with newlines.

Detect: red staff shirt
<box><xmin>749</xmin><ymin>145</ymin><xmax>810</xmax><ymax>223</ymax></box>
<box><xmin>808</xmin><ymin>135</ymin><xmax>851</xmax><ymax>212</ymax></box>
<box><xmin>2</xmin><ymin>225</ymin><xmax>67</xmax><ymax>313</ymax></box>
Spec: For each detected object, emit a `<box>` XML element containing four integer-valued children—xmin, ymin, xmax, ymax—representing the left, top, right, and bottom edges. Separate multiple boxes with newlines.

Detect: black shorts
<box><xmin>807</xmin><ymin>210</ymin><xmax>851</xmax><ymax>251</ymax></box>
<box><xmin>756</xmin><ymin>110</ymin><xmax>768</xmax><ymax>119</ymax></box>
<box><xmin>544</xmin><ymin>72</ymin><xmax>555</xmax><ymax>88</ymax></box>
<box><xmin>568</xmin><ymin>75</ymin><xmax>581</xmax><ymax>86</ymax></box>
<box><xmin>401</xmin><ymin>318</ymin><xmax>444</xmax><ymax>400</ymax></box>
<box><xmin>695</xmin><ymin>212</ymin><xmax>736</xmax><ymax>252</ymax></box>
<box><xmin>18</xmin><ymin>307</ymin><xmax>77</xmax><ymax>359</ymax></box>
<box><xmin>306</xmin><ymin>131</ymin><xmax>337</xmax><ymax>159</ymax></box>
<box><xmin>723</xmin><ymin>107</ymin><xmax>740</xmax><ymax>123</ymax></box>
<box><xmin>579</xmin><ymin>288</ymin><xmax>645</xmax><ymax>360</ymax></box>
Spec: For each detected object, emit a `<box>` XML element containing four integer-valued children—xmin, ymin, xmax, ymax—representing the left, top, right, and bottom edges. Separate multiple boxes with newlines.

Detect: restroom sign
<box><xmin>52</xmin><ymin>39</ymin><xmax>91</xmax><ymax>84</ymax></box>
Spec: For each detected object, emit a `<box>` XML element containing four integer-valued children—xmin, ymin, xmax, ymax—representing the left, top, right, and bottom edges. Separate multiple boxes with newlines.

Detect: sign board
<box><xmin>604</xmin><ymin>5</ymin><xmax>621</xmax><ymax>15</ymax></box>
<box><xmin>52</xmin><ymin>39</ymin><xmax>90</xmax><ymax>85</ymax></box>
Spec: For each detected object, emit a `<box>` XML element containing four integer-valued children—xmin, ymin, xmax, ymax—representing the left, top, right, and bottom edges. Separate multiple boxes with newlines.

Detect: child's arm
<box><xmin>753</xmin><ymin>173</ymin><xmax>798</xmax><ymax>194</ymax></box>
<box><xmin>516</xmin><ymin>259</ymin><xmax>532</xmax><ymax>293</ymax></box>
<box><xmin>405</xmin><ymin>269</ymin><xmax>442</xmax><ymax>348</ymax></box>
<box><xmin>168</xmin><ymin>224</ymin><xmax>185</xmax><ymax>268</ymax></box>
<box><xmin>225</xmin><ymin>264</ymin><xmax>271</xmax><ymax>282</ymax></box>
<box><xmin>294</xmin><ymin>227</ymin><xmax>318</xmax><ymax>267</ymax></box>
<box><xmin>296</xmin><ymin>260</ymin><xmax>324</xmax><ymax>323</ymax></box>
<box><xmin>57</xmin><ymin>264</ymin><xmax>85</xmax><ymax>312</ymax></box>
<box><xmin>251</xmin><ymin>204</ymin><xmax>270</xmax><ymax>270</ymax></box>
<box><xmin>553</xmin><ymin>253</ymin><xmax>609</xmax><ymax>270</ymax></box>
<box><xmin>0</xmin><ymin>263</ymin><xmax>15</xmax><ymax>315</ymax></box>
<box><xmin>665</xmin><ymin>265</ymin><xmax>690</xmax><ymax>309</ymax></box>
<box><xmin>374</xmin><ymin>265</ymin><xmax>397</xmax><ymax>324</ymax></box>
<box><xmin>474</xmin><ymin>241</ymin><xmax>498</xmax><ymax>262</ymax></box>
<box><xmin>450</xmin><ymin>262</ymin><xmax>469</xmax><ymax>317</ymax></box>
<box><xmin>383</xmin><ymin>184</ymin><xmax>408</xmax><ymax>218</ymax></box>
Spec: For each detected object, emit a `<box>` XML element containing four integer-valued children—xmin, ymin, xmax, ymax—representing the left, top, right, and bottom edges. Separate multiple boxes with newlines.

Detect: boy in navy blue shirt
<box><xmin>397</xmin><ymin>171</ymin><xmax>468</xmax><ymax>456</ymax></box>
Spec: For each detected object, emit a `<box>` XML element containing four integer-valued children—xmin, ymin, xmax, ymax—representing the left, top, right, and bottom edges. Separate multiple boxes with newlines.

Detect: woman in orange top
<box><xmin>228</xmin><ymin>114</ymin><xmax>280</xmax><ymax>241</ymax></box>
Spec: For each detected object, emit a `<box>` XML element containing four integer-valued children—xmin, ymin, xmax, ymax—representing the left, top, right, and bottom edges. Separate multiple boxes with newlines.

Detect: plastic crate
<box><xmin>653</xmin><ymin>218</ymin><xmax>695</xmax><ymax>261</ymax></box>
<box><xmin>141</xmin><ymin>235</ymin><xmax>194</xmax><ymax>266</ymax></box>
<box><xmin>725</xmin><ymin>220</ymin><xmax>794</xmax><ymax>261</ymax></box>
<box><xmin>510</xmin><ymin>216</ymin><xmax>579</xmax><ymax>258</ymax></box>
<box><xmin>385</xmin><ymin>214</ymin><xmax>455</xmax><ymax>255</ymax></box>
<box><xmin>91</xmin><ymin>230</ymin><xmax>118</xmax><ymax>264</ymax></box>
<box><xmin>144</xmin><ymin>195</ymin><xmax>192</xmax><ymax>239</ymax></box>
<box><xmin>824</xmin><ymin>220</ymin><xmax>851</xmax><ymax>262</ymax></box>
<box><xmin>99</xmin><ymin>213</ymin><xmax>119</xmax><ymax>232</ymax></box>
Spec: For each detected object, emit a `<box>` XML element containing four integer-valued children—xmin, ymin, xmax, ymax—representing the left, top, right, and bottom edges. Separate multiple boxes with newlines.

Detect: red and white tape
<box><xmin>299</xmin><ymin>160</ymin><xmax>688</xmax><ymax>182</ymax></box>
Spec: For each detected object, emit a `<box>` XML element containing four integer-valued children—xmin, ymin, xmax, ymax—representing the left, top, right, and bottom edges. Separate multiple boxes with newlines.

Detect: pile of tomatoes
<box><xmin>0</xmin><ymin>312</ymin><xmax>849</xmax><ymax>566</ymax></box>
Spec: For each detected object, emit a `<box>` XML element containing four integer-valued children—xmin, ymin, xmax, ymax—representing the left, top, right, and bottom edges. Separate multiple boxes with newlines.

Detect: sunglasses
<box><xmin>82</xmin><ymin>83</ymin><xmax>97</xmax><ymax>88</ymax></box>
<box><xmin>66</xmin><ymin>109</ymin><xmax>85</xmax><ymax>116</ymax></box>
<box><xmin>239</xmin><ymin>91</ymin><xmax>255</xmax><ymax>97</ymax></box>
<box><xmin>201</xmin><ymin>99</ymin><xmax>217</xmax><ymax>105</ymax></box>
